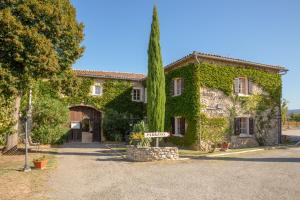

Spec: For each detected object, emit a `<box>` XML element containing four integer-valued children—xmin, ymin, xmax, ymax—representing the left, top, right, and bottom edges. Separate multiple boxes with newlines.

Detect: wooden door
<box><xmin>69</xmin><ymin>106</ymin><xmax>101</xmax><ymax>142</ymax></box>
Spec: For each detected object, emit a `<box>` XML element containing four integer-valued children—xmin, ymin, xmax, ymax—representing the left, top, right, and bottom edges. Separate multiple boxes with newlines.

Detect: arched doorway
<box><xmin>68</xmin><ymin>105</ymin><xmax>102</xmax><ymax>143</ymax></box>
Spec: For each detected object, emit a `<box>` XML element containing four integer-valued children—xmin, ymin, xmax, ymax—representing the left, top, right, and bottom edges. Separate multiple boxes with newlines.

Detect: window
<box><xmin>92</xmin><ymin>85</ymin><xmax>102</xmax><ymax>96</ymax></box>
<box><xmin>171</xmin><ymin>78</ymin><xmax>184</xmax><ymax>96</ymax></box>
<box><xmin>234</xmin><ymin>77</ymin><xmax>253</xmax><ymax>95</ymax></box>
<box><xmin>234</xmin><ymin>117</ymin><xmax>254</xmax><ymax>136</ymax></box>
<box><xmin>171</xmin><ymin>116</ymin><xmax>186</xmax><ymax>136</ymax></box>
<box><xmin>132</xmin><ymin>88</ymin><xmax>142</xmax><ymax>102</ymax></box>
<box><xmin>144</xmin><ymin>88</ymin><xmax>147</xmax><ymax>103</ymax></box>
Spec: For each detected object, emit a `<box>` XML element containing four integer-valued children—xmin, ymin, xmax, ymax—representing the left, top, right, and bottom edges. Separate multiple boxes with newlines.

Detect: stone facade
<box><xmin>200</xmin><ymin>85</ymin><xmax>280</xmax><ymax>148</ymax></box>
<box><xmin>126</xmin><ymin>146</ymin><xmax>179</xmax><ymax>162</ymax></box>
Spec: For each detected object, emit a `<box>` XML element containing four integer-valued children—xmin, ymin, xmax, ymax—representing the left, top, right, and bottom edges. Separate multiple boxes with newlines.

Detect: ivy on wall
<box><xmin>64</xmin><ymin>77</ymin><xmax>145</xmax><ymax>117</ymax></box>
<box><xmin>18</xmin><ymin>77</ymin><xmax>145</xmax><ymax>144</ymax></box>
<box><xmin>165</xmin><ymin>64</ymin><xmax>201</xmax><ymax>146</ymax></box>
<box><xmin>165</xmin><ymin>62</ymin><xmax>282</xmax><ymax>147</ymax></box>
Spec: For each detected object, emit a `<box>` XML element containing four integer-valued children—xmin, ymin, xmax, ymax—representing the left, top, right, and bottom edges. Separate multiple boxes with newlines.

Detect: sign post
<box><xmin>144</xmin><ymin>132</ymin><xmax>170</xmax><ymax>147</ymax></box>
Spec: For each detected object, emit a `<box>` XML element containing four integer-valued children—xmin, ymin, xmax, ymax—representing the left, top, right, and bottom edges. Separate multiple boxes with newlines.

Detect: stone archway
<box><xmin>68</xmin><ymin>105</ymin><xmax>102</xmax><ymax>143</ymax></box>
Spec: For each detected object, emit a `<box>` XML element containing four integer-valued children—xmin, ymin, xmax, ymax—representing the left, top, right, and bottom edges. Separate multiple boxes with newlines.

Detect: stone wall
<box><xmin>230</xmin><ymin>136</ymin><xmax>259</xmax><ymax>148</ymax></box>
<box><xmin>200</xmin><ymin>85</ymin><xmax>280</xmax><ymax>148</ymax></box>
<box><xmin>126</xmin><ymin>146</ymin><xmax>179</xmax><ymax>162</ymax></box>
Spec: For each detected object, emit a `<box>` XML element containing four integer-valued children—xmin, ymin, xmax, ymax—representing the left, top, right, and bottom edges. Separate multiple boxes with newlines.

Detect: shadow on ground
<box><xmin>192</xmin><ymin>156</ymin><xmax>300</xmax><ymax>163</ymax></box>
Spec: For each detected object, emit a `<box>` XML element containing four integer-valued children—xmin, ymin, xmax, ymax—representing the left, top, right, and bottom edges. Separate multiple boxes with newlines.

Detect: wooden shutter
<box><xmin>91</xmin><ymin>85</ymin><xmax>95</xmax><ymax>95</ymax></box>
<box><xmin>180</xmin><ymin>117</ymin><xmax>185</xmax><ymax>135</ymax></box>
<box><xmin>181</xmin><ymin>78</ymin><xmax>184</xmax><ymax>94</ymax></box>
<box><xmin>248</xmin><ymin>79</ymin><xmax>253</xmax><ymax>95</ymax></box>
<box><xmin>170</xmin><ymin>79</ymin><xmax>175</xmax><ymax>96</ymax></box>
<box><xmin>234</xmin><ymin>118</ymin><xmax>241</xmax><ymax>135</ymax></box>
<box><xmin>249</xmin><ymin>118</ymin><xmax>254</xmax><ymax>135</ymax></box>
<box><xmin>234</xmin><ymin>78</ymin><xmax>240</xmax><ymax>94</ymax></box>
<box><xmin>171</xmin><ymin>117</ymin><xmax>175</xmax><ymax>134</ymax></box>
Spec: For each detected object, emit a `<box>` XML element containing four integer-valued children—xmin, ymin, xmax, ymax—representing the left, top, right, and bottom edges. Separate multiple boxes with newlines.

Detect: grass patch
<box><xmin>110</xmin><ymin>147</ymin><xmax>127</xmax><ymax>151</ymax></box>
<box><xmin>0</xmin><ymin>148</ymin><xmax>57</xmax><ymax>199</ymax></box>
<box><xmin>179</xmin><ymin>149</ymin><xmax>209</xmax><ymax>157</ymax></box>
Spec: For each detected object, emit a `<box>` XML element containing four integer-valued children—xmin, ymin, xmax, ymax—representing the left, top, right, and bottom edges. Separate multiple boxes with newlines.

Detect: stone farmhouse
<box><xmin>69</xmin><ymin>51</ymin><xmax>287</xmax><ymax>148</ymax></box>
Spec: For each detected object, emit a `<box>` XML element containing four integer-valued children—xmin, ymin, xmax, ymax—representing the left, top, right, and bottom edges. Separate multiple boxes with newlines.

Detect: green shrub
<box><xmin>200</xmin><ymin>114</ymin><xmax>229</xmax><ymax>145</ymax></box>
<box><xmin>132</xmin><ymin>120</ymin><xmax>148</xmax><ymax>133</ymax></box>
<box><xmin>129</xmin><ymin>132</ymin><xmax>151</xmax><ymax>147</ymax></box>
<box><xmin>0</xmin><ymin>95</ymin><xmax>14</xmax><ymax>142</ymax></box>
<box><xmin>129</xmin><ymin>121</ymin><xmax>151</xmax><ymax>147</ymax></box>
<box><xmin>103</xmin><ymin>109</ymin><xmax>130</xmax><ymax>141</ymax></box>
<box><xmin>31</xmin><ymin>96</ymin><xmax>69</xmax><ymax>144</ymax></box>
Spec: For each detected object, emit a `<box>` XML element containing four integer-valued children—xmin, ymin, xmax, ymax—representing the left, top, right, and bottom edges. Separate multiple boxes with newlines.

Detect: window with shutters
<box><xmin>234</xmin><ymin>117</ymin><xmax>254</xmax><ymax>136</ymax></box>
<box><xmin>234</xmin><ymin>77</ymin><xmax>253</xmax><ymax>96</ymax></box>
<box><xmin>171</xmin><ymin>116</ymin><xmax>186</xmax><ymax>136</ymax></box>
<box><xmin>132</xmin><ymin>87</ymin><xmax>143</xmax><ymax>102</ymax></box>
<box><xmin>171</xmin><ymin>78</ymin><xmax>184</xmax><ymax>97</ymax></box>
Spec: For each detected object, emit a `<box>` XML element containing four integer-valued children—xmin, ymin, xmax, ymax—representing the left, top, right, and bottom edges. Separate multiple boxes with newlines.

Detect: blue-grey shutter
<box><xmin>181</xmin><ymin>78</ymin><xmax>184</xmax><ymax>94</ymax></box>
<box><xmin>234</xmin><ymin>118</ymin><xmax>241</xmax><ymax>135</ymax></box>
<box><xmin>234</xmin><ymin>78</ymin><xmax>240</xmax><ymax>94</ymax></box>
<box><xmin>180</xmin><ymin>117</ymin><xmax>185</xmax><ymax>135</ymax></box>
<box><xmin>171</xmin><ymin>117</ymin><xmax>175</xmax><ymax>134</ymax></box>
<box><xmin>248</xmin><ymin>79</ymin><xmax>253</xmax><ymax>95</ymax></box>
<box><xmin>170</xmin><ymin>79</ymin><xmax>174</xmax><ymax>96</ymax></box>
<box><xmin>249</xmin><ymin>118</ymin><xmax>254</xmax><ymax>135</ymax></box>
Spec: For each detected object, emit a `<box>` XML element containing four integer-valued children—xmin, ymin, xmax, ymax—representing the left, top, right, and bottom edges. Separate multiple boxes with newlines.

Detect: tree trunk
<box><xmin>5</xmin><ymin>94</ymin><xmax>21</xmax><ymax>151</ymax></box>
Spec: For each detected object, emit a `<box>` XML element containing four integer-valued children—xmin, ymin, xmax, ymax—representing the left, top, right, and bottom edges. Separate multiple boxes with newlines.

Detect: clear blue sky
<box><xmin>71</xmin><ymin>0</ymin><xmax>300</xmax><ymax>109</ymax></box>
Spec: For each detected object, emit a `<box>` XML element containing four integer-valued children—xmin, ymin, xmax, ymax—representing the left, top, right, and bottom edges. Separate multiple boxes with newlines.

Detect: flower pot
<box><xmin>33</xmin><ymin>159</ymin><xmax>48</xmax><ymax>170</ymax></box>
<box><xmin>220</xmin><ymin>142</ymin><xmax>230</xmax><ymax>151</ymax></box>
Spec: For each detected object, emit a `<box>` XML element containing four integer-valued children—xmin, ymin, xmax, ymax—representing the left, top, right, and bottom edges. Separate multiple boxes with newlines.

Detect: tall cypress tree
<box><xmin>147</xmin><ymin>6</ymin><xmax>166</xmax><ymax>132</ymax></box>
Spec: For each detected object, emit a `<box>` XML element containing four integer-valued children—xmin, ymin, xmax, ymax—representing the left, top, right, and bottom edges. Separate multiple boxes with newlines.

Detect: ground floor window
<box><xmin>234</xmin><ymin>117</ymin><xmax>254</xmax><ymax>136</ymax></box>
<box><xmin>171</xmin><ymin>117</ymin><xmax>186</xmax><ymax>136</ymax></box>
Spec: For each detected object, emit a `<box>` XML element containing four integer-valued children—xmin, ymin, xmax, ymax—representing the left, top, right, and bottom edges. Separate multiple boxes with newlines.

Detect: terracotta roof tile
<box><xmin>74</xmin><ymin>69</ymin><xmax>145</xmax><ymax>81</ymax></box>
<box><xmin>165</xmin><ymin>51</ymin><xmax>288</xmax><ymax>73</ymax></box>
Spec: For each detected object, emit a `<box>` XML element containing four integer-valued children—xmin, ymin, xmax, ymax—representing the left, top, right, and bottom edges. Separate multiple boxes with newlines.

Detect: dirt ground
<box><xmin>0</xmin><ymin>148</ymin><xmax>57</xmax><ymax>200</ymax></box>
<box><xmin>46</xmin><ymin>143</ymin><xmax>300</xmax><ymax>200</ymax></box>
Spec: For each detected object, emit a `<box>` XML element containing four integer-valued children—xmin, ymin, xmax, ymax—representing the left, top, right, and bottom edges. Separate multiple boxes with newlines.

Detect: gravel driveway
<box><xmin>47</xmin><ymin>143</ymin><xmax>300</xmax><ymax>200</ymax></box>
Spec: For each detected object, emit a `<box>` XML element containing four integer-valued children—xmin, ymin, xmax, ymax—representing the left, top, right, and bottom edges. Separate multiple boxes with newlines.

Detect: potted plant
<box><xmin>220</xmin><ymin>142</ymin><xmax>230</xmax><ymax>151</ymax></box>
<box><xmin>33</xmin><ymin>156</ymin><xmax>48</xmax><ymax>169</ymax></box>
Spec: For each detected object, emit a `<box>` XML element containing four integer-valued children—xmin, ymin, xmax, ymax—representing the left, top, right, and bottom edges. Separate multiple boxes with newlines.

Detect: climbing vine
<box><xmin>64</xmin><ymin>77</ymin><xmax>145</xmax><ymax>117</ymax></box>
<box><xmin>165</xmin><ymin>62</ymin><xmax>282</xmax><ymax>147</ymax></box>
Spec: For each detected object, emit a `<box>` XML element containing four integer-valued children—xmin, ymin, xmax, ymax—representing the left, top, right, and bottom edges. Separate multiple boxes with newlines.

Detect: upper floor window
<box><xmin>234</xmin><ymin>77</ymin><xmax>253</xmax><ymax>96</ymax></box>
<box><xmin>132</xmin><ymin>87</ymin><xmax>143</xmax><ymax>102</ymax></box>
<box><xmin>92</xmin><ymin>85</ymin><xmax>102</xmax><ymax>96</ymax></box>
<box><xmin>171</xmin><ymin>78</ymin><xmax>184</xmax><ymax>97</ymax></box>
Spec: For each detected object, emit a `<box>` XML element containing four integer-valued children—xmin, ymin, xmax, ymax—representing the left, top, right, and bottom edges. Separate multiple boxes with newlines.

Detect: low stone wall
<box><xmin>230</xmin><ymin>136</ymin><xmax>259</xmax><ymax>148</ymax></box>
<box><xmin>126</xmin><ymin>146</ymin><xmax>179</xmax><ymax>162</ymax></box>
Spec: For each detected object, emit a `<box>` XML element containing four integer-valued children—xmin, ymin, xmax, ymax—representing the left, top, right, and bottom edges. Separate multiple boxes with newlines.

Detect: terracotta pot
<box><xmin>220</xmin><ymin>142</ymin><xmax>230</xmax><ymax>151</ymax></box>
<box><xmin>33</xmin><ymin>160</ymin><xmax>48</xmax><ymax>169</ymax></box>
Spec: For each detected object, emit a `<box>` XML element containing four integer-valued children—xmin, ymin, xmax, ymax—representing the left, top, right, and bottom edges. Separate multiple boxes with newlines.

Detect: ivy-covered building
<box><xmin>67</xmin><ymin>70</ymin><xmax>146</xmax><ymax>142</ymax></box>
<box><xmin>72</xmin><ymin>52</ymin><xmax>287</xmax><ymax>148</ymax></box>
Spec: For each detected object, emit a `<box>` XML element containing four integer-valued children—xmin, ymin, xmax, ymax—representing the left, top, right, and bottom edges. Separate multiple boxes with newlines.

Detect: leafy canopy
<box><xmin>0</xmin><ymin>0</ymin><xmax>84</xmax><ymax>88</ymax></box>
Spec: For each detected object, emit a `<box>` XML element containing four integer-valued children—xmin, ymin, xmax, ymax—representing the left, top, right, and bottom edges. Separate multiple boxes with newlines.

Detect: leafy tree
<box><xmin>31</xmin><ymin>96</ymin><xmax>69</xmax><ymax>144</ymax></box>
<box><xmin>290</xmin><ymin>113</ymin><xmax>300</xmax><ymax>122</ymax></box>
<box><xmin>146</xmin><ymin>6</ymin><xmax>166</xmax><ymax>132</ymax></box>
<box><xmin>0</xmin><ymin>0</ymin><xmax>84</xmax><ymax>148</ymax></box>
<box><xmin>102</xmin><ymin>109</ymin><xmax>130</xmax><ymax>141</ymax></box>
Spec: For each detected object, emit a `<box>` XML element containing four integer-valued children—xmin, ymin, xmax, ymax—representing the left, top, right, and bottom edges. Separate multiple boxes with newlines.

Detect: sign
<box><xmin>71</xmin><ymin>122</ymin><xmax>80</xmax><ymax>129</ymax></box>
<box><xmin>144</xmin><ymin>132</ymin><xmax>170</xmax><ymax>138</ymax></box>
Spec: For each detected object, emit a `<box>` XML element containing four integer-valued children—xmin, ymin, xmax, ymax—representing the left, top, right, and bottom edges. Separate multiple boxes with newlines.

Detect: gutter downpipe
<box><xmin>195</xmin><ymin>53</ymin><xmax>202</xmax><ymax>150</ymax></box>
<box><xmin>278</xmin><ymin>69</ymin><xmax>288</xmax><ymax>144</ymax></box>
